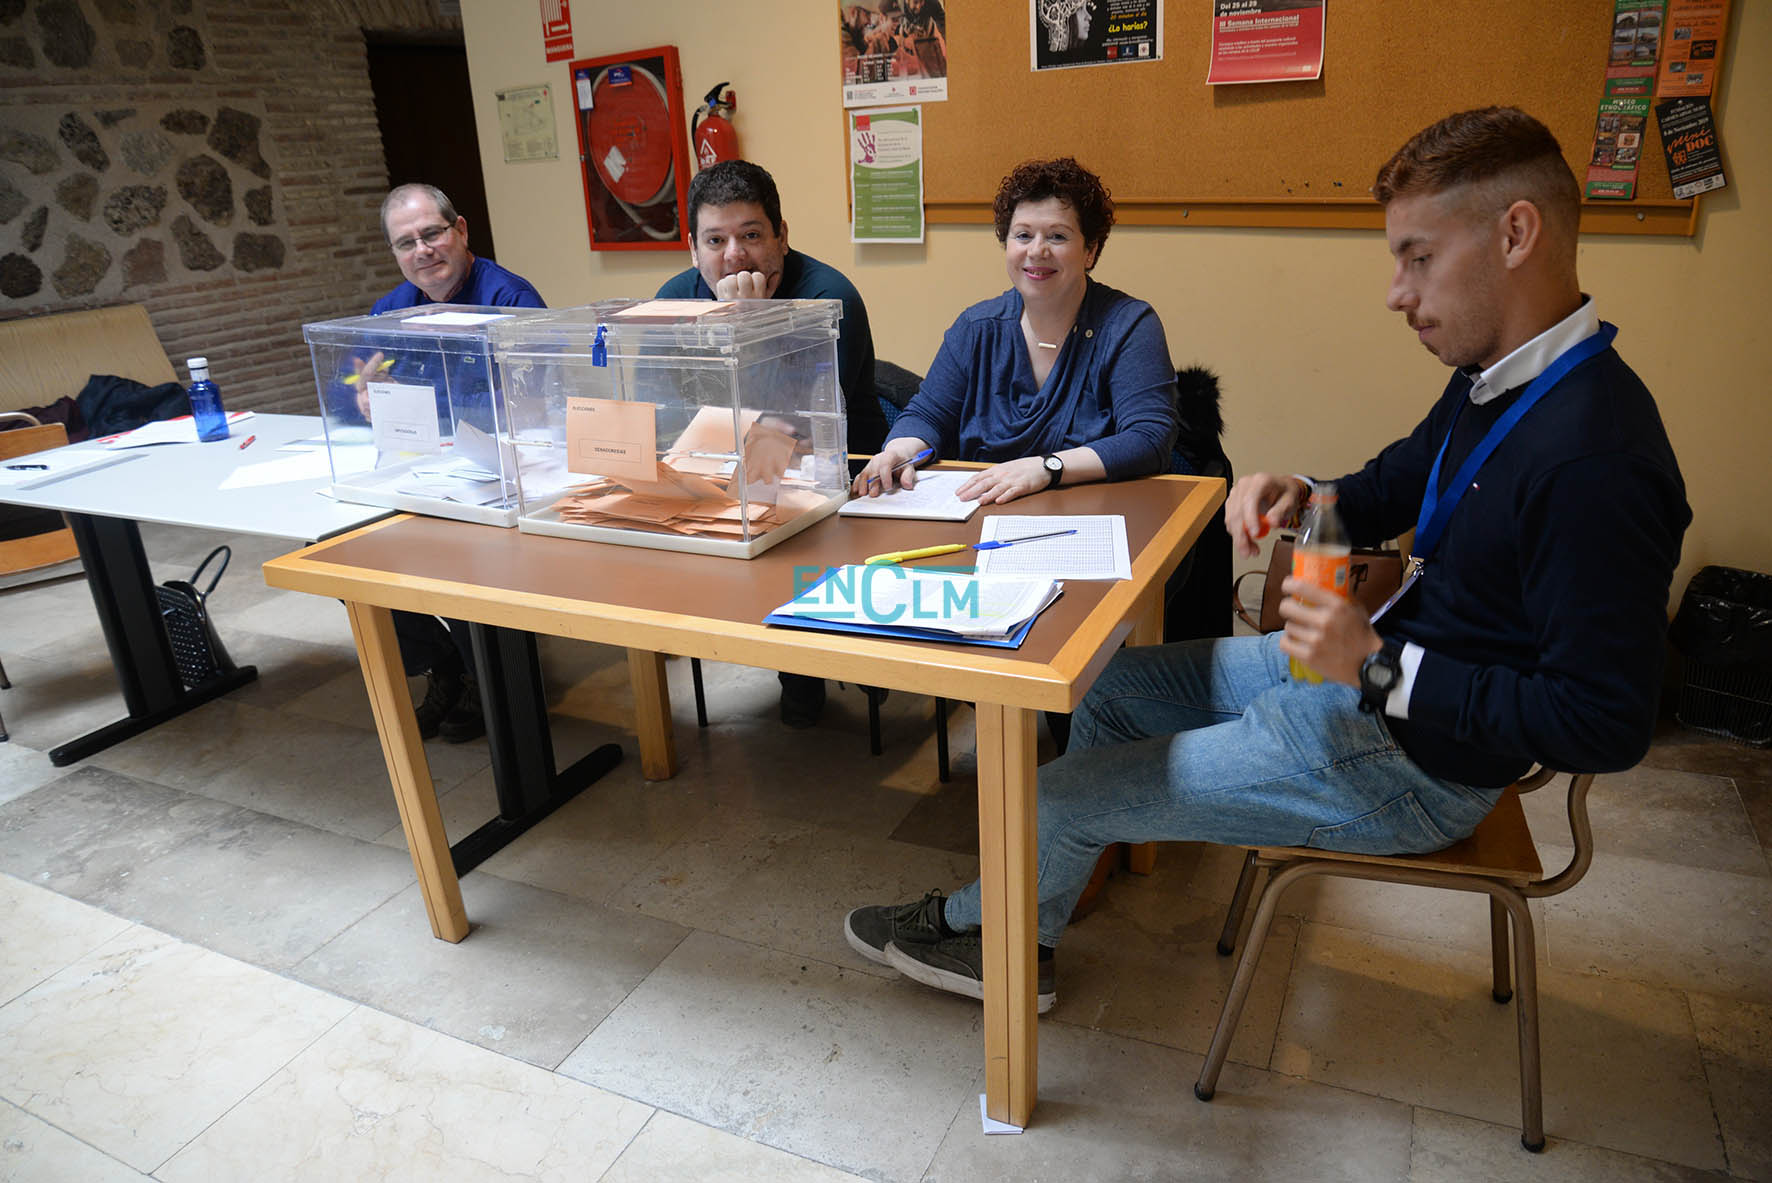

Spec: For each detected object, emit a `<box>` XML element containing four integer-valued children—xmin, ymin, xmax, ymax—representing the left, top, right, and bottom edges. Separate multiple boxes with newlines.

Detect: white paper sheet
<box><xmin>366</xmin><ymin>381</ymin><xmax>441</xmax><ymax>454</ymax></box>
<box><xmin>218</xmin><ymin>444</ymin><xmax>376</xmax><ymax>489</ymax></box>
<box><xmin>0</xmin><ymin>446</ymin><xmax>138</xmax><ymax>489</ymax></box>
<box><xmin>100</xmin><ymin>411</ymin><xmax>256</xmax><ymax>449</ymax></box>
<box><xmin>975</xmin><ymin>515</ymin><xmax>1131</xmax><ymax>580</ymax></box>
<box><xmin>402</xmin><ymin>311</ymin><xmax>514</xmax><ymax>326</ymax></box>
<box><xmin>838</xmin><ymin>470</ymin><xmax>981</xmax><ymax>521</ymax></box>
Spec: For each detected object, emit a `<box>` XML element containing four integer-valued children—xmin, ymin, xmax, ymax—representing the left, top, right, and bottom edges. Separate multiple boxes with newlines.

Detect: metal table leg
<box><xmin>48</xmin><ymin>513</ymin><xmax>256</xmax><ymax>766</ymax></box>
<box><xmin>446</xmin><ymin>622</ymin><xmax>622</xmax><ymax>874</ymax></box>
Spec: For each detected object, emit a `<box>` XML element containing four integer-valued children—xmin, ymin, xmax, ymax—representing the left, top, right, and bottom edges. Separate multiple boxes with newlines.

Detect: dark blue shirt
<box><xmin>1337</xmin><ymin>346</ymin><xmax>1690</xmax><ymax>785</ymax></box>
<box><xmin>658</xmin><ymin>249</ymin><xmax>886</xmax><ymax>453</ymax></box>
<box><xmin>372</xmin><ymin>256</ymin><xmax>545</xmax><ymax>314</ymax></box>
<box><xmin>890</xmin><ymin>278</ymin><xmax>1178</xmax><ymax>481</ymax></box>
<box><xmin>330</xmin><ymin>258</ymin><xmax>546</xmax><ymax>426</ymax></box>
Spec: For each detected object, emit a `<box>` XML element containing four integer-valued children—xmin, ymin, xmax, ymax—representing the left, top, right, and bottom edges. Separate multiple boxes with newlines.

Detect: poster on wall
<box><xmin>1656</xmin><ymin>96</ymin><xmax>1726</xmax><ymax>198</ymax></box>
<box><xmin>1585</xmin><ymin>82</ymin><xmax>1652</xmax><ymax>200</ymax></box>
<box><xmin>1206</xmin><ymin>0</ymin><xmax>1325</xmax><ymax>85</ymax></box>
<box><xmin>568</xmin><ymin>47</ymin><xmax>692</xmax><ymax>251</ymax></box>
<box><xmin>1657</xmin><ymin>0</ymin><xmax>1726</xmax><ymax>97</ymax></box>
<box><xmin>850</xmin><ymin>107</ymin><xmax>924</xmax><ymax>243</ymax></box>
<box><xmin>841</xmin><ymin>1</ymin><xmax>949</xmax><ymax>108</ymax></box>
<box><xmin>540</xmin><ymin>0</ymin><xmax>573</xmax><ymax>63</ymax></box>
<box><xmin>1032</xmin><ymin>0</ymin><xmax>1161</xmax><ymax>71</ymax></box>
<box><xmin>497</xmin><ymin>84</ymin><xmax>558</xmax><ymax>163</ymax></box>
<box><xmin>1604</xmin><ymin>0</ymin><xmax>1666</xmax><ymax>96</ymax></box>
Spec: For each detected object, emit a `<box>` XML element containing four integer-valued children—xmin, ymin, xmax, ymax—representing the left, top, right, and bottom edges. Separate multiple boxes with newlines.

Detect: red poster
<box><xmin>1207</xmin><ymin>0</ymin><xmax>1325</xmax><ymax>85</ymax></box>
<box><xmin>541</xmin><ymin>0</ymin><xmax>573</xmax><ymax>63</ymax></box>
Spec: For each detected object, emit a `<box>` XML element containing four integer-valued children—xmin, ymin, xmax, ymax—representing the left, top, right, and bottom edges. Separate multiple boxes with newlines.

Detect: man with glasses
<box><xmin>658</xmin><ymin>160</ymin><xmax>888</xmax><ymax>729</ymax></box>
<box><xmin>374</xmin><ymin>183</ymin><xmax>543</xmax><ymax>311</ymax></box>
<box><xmin>363</xmin><ymin>183</ymin><xmax>545</xmax><ymax>742</ymax></box>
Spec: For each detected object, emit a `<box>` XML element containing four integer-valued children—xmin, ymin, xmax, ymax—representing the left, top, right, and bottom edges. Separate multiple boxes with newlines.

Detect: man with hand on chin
<box><xmin>657</xmin><ymin>160</ymin><xmax>886</xmax><ymax>456</ymax></box>
<box><xmin>658</xmin><ymin>160</ymin><xmax>887</xmax><ymax>729</ymax></box>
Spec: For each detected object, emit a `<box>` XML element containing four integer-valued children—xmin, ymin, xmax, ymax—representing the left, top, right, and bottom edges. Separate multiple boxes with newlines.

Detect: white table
<box><xmin>0</xmin><ymin>413</ymin><xmax>390</xmax><ymax>765</ymax></box>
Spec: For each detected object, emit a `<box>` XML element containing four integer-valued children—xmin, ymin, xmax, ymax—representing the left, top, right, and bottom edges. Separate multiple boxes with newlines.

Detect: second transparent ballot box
<box><xmin>490</xmin><ymin>298</ymin><xmax>850</xmax><ymax>558</ymax></box>
<box><xmin>303</xmin><ymin>304</ymin><xmax>547</xmax><ymax>527</ymax></box>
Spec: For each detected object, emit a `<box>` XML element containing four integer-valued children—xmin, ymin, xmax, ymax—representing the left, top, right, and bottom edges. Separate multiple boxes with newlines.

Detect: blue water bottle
<box><xmin>185</xmin><ymin>356</ymin><xmax>230</xmax><ymax>442</ymax></box>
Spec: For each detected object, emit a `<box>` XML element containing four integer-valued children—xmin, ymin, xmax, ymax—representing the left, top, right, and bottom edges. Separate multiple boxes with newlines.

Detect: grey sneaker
<box><xmin>844</xmin><ymin>890</ymin><xmax>948</xmax><ymax>966</ymax></box>
<box><xmin>884</xmin><ymin>933</ymin><xmax>1057</xmax><ymax>1014</ymax></box>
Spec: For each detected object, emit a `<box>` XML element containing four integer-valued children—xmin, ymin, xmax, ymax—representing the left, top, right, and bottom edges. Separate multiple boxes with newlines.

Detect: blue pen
<box><xmin>866</xmin><ymin>446</ymin><xmax>935</xmax><ymax>486</ymax></box>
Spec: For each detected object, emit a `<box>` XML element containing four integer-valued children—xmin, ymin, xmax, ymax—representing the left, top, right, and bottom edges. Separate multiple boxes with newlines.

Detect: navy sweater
<box><xmin>659</xmin><ymin>250</ymin><xmax>887</xmax><ymax>454</ymax></box>
<box><xmin>1335</xmin><ymin>347</ymin><xmax>1690</xmax><ymax>786</ymax></box>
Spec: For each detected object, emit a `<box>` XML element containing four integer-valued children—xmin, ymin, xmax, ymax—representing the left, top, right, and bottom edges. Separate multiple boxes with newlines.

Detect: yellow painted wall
<box><xmin>461</xmin><ymin>1</ymin><xmax>1767</xmax><ymax>599</ymax></box>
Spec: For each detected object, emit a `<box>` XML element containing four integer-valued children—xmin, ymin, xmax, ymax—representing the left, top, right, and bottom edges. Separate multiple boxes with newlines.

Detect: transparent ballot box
<box><xmin>491</xmin><ymin>298</ymin><xmax>849</xmax><ymax>558</ymax></box>
<box><xmin>302</xmin><ymin>304</ymin><xmax>546</xmax><ymax>527</ymax></box>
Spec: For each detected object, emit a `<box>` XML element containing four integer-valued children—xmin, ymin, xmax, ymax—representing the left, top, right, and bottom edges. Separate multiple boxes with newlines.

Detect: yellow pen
<box><xmin>863</xmin><ymin>528</ymin><xmax>1078</xmax><ymax>565</ymax></box>
<box><xmin>341</xmin><ymin>357</ymin><xmax>396</xmax><ymax>385</ymax></box>
<box><xmin>863</xmin><ymin>543</ymin><xmax>968</xmax><ymax>565</ymax></box>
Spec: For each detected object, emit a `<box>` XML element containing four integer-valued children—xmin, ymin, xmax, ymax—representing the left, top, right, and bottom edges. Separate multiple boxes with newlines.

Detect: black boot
<box><xmin>438</xmin><ymin>673</ymin><xmax>485</xmax><ymax>743</ymax></box>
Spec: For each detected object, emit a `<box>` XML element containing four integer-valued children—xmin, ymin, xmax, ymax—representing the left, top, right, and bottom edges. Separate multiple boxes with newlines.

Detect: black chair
<box><xmin>1162</xmin><ymin>365</ymin><xmax>1233</xmax><ymax>644</ymax></box>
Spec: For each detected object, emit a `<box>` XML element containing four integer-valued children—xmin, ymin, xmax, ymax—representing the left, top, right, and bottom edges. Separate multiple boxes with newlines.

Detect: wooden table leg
<box><xmin>626</xmin><ymin>648</ymin><xmax>678</xmax><ymax>781</ymax></box>
<box><xmin>1128</xmin><ymin>583</ymin><xmax>1165</xmax><ymax>647</ymax></box>
<box><xmin>346</xmin><ymin>601</ymin><xmax>467</xmax><ymax>942</ymax></box>
<box><xmin>975</xmin><ymin>700</ymin><xmax>1039</xmax><ymax>1129</ymax></box>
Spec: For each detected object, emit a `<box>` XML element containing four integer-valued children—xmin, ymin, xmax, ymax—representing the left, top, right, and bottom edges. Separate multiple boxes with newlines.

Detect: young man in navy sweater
<box><xmin>844</xmin><ymin>106</ymin><xmax>1691</xmax><ymax>1013</ymax></box>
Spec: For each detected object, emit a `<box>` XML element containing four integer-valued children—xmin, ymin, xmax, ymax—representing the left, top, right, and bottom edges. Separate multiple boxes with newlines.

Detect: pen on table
<box><xmin>864</xmin><ymin>528</ymin><xmax>1078</xmax><ymax>565</ymax></box>
<box><xmin>865</xmin><ymin>447</ymin><xmax>935</xmax><ymax>486</ymax></box>
<box><xmin>5</xmin><ymin>463</ymin><xmax>49</xmax><ymax>470</ymax></box>
<box><xmin>237</xmin><ymin>434</ymin><xmax>256</xmax><ymax>451</ymax></box>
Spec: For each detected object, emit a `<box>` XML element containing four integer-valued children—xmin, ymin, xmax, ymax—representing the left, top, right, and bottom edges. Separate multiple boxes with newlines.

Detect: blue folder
<box><xmin>763</xmin><ymin>566</ymin><xmax>1048</xmax><ymax>649</ymax></box>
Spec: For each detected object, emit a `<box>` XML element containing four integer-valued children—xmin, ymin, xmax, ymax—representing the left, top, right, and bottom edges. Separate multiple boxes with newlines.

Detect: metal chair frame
<box><xmin>1194</xmin><ymin>767</ymin><xmax>1596</xmax><ymax>1152</ymax></box>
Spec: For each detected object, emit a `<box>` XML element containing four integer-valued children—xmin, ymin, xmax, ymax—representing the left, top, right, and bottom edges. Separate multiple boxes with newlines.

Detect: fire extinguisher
<box><xmin>691</xmin><ymin>82</ymin><xmax>739</xmax><ymax>172</ymax></box>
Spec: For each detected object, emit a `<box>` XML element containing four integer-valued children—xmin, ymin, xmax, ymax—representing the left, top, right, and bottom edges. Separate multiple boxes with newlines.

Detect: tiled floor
<box><xmin>1</xmin><ymin>521</ymin><xmax>1769</xmax><ymax>1181</ymax></box>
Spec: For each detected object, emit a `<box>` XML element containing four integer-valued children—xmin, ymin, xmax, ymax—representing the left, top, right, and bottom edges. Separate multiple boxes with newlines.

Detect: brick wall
<box><xmin>0</xmin><ymin>0</ymin><xmax>457</xmax><ymax>414</ymax></box>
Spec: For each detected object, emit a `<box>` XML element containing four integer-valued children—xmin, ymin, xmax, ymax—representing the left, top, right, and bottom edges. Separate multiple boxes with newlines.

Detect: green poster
<box><xmin>850</xmin><ymin>106</ymin><xmax>924</xmax><ymax>243</ymax></box>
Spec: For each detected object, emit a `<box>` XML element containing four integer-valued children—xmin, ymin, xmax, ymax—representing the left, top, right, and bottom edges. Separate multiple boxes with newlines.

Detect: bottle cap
<box><xmin>186</xmin><ymin>357</ymin><xmax>209</xmax><ymax>373</ymax></box>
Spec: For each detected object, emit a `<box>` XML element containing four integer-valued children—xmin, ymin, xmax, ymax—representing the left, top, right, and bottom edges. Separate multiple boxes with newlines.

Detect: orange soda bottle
<box><xmin>1288</xmin><ymin>482</ymin><xmax>1351</xmax><ymax>683</ymax></box>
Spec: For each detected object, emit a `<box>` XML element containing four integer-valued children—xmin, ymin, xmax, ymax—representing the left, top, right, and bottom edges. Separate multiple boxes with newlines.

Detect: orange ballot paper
<box><xmin>565</xmin><ymin>396</ymin><xmax>659</xmax><ymax>484</ymax></box>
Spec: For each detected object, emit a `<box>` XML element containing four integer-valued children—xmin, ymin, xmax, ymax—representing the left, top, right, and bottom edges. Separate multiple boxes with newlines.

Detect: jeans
<box><xmin>944</xmin><ymin>632</ymin><xmax>1502</xmax><ymax>947</ymax></box>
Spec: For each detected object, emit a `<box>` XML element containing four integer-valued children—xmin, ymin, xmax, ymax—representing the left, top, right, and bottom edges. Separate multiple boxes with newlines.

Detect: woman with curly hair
<box><xmin>852</xmin><ymin>157</ymin><xmax>1178</xmax><ymax>504</ymax></box>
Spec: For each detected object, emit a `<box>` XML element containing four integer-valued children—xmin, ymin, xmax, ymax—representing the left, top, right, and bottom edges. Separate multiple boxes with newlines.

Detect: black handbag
<box><xmin>156</xmin><ymin>545</ymin><xmax>236</xmax><ymax>689</ymax></box>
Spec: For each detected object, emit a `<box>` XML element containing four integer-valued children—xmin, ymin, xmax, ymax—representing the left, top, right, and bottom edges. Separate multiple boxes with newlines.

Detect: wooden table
<box><xmin>262</xmin><ymin>473</ymin><xmax>1224</xmax><ymax>1129</ymax></box>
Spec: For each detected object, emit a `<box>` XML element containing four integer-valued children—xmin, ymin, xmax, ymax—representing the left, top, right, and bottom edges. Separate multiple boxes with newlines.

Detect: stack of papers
<box><xmin>545</xmin><ymin>403</ymin><xmax>828</xmax><ymax>537</ymax></box>
<box><xmin>766</xmin><ymin>565</ymin><xmax>1062</xmax><ymax>648</ymax></box>
<box><xmin>398</xmin><ymin>455</ymin><xmax>511</xmax><ymax>505</ymax></box>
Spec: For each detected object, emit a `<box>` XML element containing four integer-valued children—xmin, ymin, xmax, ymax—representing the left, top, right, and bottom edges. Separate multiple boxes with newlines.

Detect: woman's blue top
<box><xmin>888</xmin><ymin>278</ymin><xmax>1178</xmax><ymax>480</ymax></box>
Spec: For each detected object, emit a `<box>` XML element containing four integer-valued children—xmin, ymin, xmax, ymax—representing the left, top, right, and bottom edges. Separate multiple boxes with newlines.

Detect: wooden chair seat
<box><xmin>0</xmin><ymin>422</ymin><xmax>80</xmax><ymax>585</ymax></box>
<box><xmin>1195</xmin><ymin>769</ymin><xmax>1596</xmax><ymax>1153</ymax></box>
<box><xmin>1249</xmin><ymin>785</ymin><xmax>1542</xmax><ymax>884</ymax></box>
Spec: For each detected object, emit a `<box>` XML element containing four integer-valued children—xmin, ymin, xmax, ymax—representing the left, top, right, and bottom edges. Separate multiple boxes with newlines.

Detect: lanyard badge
<box><xmin>1379</xmin><ymin>323</ymin><xmax>1617</xmax><ymax>624</ymax></box>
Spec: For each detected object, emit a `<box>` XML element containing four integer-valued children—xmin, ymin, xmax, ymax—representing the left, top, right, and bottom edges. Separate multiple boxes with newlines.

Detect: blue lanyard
<box><xmin>1412</xmin><ymin>322</ymin><xmax>1616</xmax><ymax>562</ymax></box>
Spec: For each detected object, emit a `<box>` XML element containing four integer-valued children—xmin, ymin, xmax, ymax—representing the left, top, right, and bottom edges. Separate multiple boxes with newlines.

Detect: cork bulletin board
<box><xmin>917</xmin><ymin>1</ymin><xmax>1731</xmax><ymax>236</ymax></box>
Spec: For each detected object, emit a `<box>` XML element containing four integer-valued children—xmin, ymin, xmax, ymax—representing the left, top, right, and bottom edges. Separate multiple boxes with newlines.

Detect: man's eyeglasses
<box><xmin>391</xmin><ymin>224</ymin><xmax>456</xmax><ymax>255</ymax></box>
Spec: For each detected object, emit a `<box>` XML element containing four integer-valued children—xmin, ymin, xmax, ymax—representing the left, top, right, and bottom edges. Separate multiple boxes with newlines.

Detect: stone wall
<box><xmin>1</xmin><ymin>0</ymin><xmax>458</xmax><ymax>413</ymax></box>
